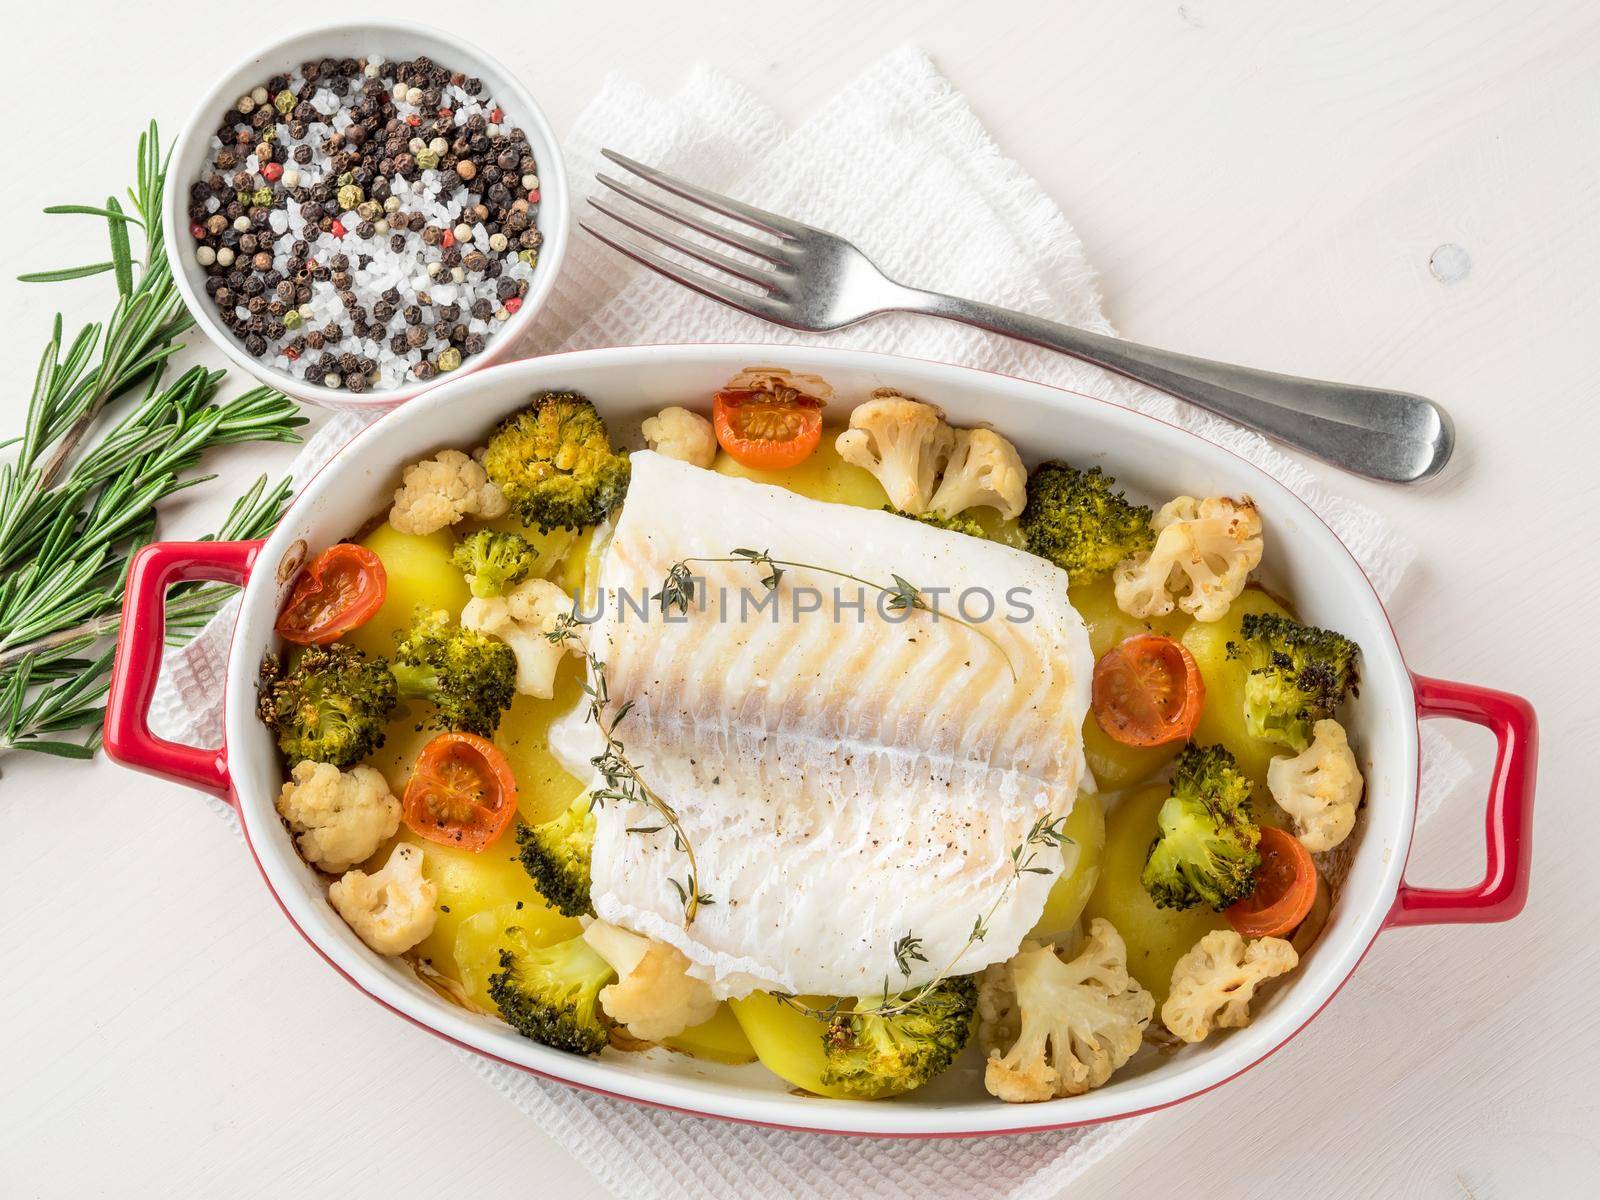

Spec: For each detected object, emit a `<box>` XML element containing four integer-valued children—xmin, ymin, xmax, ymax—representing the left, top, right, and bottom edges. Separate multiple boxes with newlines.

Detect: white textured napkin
<box><xmin>152</xmin><ymin>46</ymin><xmax>1469</xmax><ymax>1200</ymax></box>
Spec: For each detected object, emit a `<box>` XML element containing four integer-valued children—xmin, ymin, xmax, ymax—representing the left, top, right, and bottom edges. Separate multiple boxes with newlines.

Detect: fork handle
<box><xmin>903</xmin><ymin>290</ymin><xmax>1454</xmax><ymax>483</ymax></box>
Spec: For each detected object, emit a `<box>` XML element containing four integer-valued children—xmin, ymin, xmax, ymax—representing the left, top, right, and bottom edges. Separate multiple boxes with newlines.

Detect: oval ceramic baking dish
<box><xmin>102</xmin><ymin>344</ymin><xmax>1536</xmax><ymax>1137</ymax></box>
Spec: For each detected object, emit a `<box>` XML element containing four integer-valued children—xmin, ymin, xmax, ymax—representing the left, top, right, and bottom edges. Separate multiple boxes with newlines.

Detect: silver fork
<box><xmin>580</xmin><ymin>149</ymin><xmax>1453</xmax><ymax>484</ymax></box>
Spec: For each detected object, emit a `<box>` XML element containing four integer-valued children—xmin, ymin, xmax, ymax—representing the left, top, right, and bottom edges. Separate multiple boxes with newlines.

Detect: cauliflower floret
<box><xmin>641</xmin><ymin>406</ymin><xmax>718</xmax><ymax>469</ymax></box>
<box><xmin>461</xmin><ymin>577</ymin><xmax>578</xmax><ymax>699</ymax></box>
<box><xmin>977</xmin><ymin>918</ymin><xmax>1154</xmax><ymax>1102</ymax></box>
<box><xmin>1112</xmin><ymin>495</ymin><xmax>1264</xmax><ymax>622</ymax></box>
<box><xmin>1161</xmin><ymin>929</ymin><xmax>1297</xmax><ymax>1043</ymax></box>
<box><xmin>582</xmin><ymin>920</ymin><xmax>718</xmax><ymax>1041</ymax></box>
<box><xmin>1268</xmin><ymin>718</ymin><xmax>1363</xmax><ymax>852</ymax></box>
<box><xmin>835</xmin><ymin>391</ymin><xmax>955</xmax><ymax>514</ymax></box>
<box><xmin>328</xmin><ymin>844</ymin><xmax>439</xmax><ymax>956</ymax></box>
<box><xmin>275</xmin><ymin>760</ymin><xmax>400</xmax><ymax>874</ymax></box>
<box><xmin>928</xmin><ymin>427</ymin><xmax>1028</xmax><ymax>520</ymax></box>
<box><xmin>389</xmin><ymin>448</ymin><xmax>509</xmax><ymax>535</ymax></box>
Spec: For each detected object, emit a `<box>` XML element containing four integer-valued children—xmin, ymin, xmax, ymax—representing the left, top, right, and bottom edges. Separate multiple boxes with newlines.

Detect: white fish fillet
<box><xmin>573</xmin><ymin>451</ymin><xmax>1092</xmax><ymax>999</ymax></box>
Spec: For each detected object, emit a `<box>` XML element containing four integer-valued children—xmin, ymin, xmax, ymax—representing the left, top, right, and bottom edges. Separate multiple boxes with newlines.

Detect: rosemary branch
<box><xmin>546</xmin><ymin>616</ymin><xmax>710</xmax><ymax>924</ymax></box>
<box><xmin>0</xmin><ymin>121</ymin><xmax>303</xmax><ymax>763</ymax></box>
<box><xmin>658</xmin><ymin>548</ymin><xmax>1019</xmax><ymax>681</ymax></box>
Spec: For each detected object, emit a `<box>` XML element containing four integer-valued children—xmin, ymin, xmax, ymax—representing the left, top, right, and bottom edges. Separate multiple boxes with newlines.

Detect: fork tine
<box><xmin>586</xmin><ymin>196</ymin><xmax>787</xmax><ymax>291</ymax></box>
<box><xmin>600</xmin><ymin>148</ymin><xmax>814</xmax><ymax>240</ymax></box>
<box><xmin>595</xmin><ymin>172</ymin><xmax>790</xmax><ymax>264</ymax></box>
<box><xmin>579</xmin><ymin>219</ymin><xmax>794</xmax><ymax>323</ymax></box>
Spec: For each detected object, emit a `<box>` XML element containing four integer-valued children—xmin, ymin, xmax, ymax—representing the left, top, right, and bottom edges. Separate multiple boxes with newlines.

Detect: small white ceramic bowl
<box><xmin>164</xmin><ymin>19</ymin><xmax>568</xmax><ymax>412</ymax></box>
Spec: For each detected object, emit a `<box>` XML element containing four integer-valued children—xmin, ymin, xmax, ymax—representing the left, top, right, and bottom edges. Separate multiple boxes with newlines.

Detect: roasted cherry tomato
<box><xmin>274</xmin><ymin>543</ymin><xmax>387</xmax><ymax>645</ymax></box>
<box><xmin>1226</xmin><ymin>826</ymin><xmax>1318</xmax><ymax>937</ymax></box>
<box><xmin>1091</xmin><ymin>634</ymin><xmax>1205</xmax><ymax>747</ymax></box>
<box><xmin>712</xmin><ymin>388</ymin><xmax>824</xmax><ymax>470</ymax></box>
<box><xmin>403</xmin><ymin>732</ymin><xmax>519</xmax><ymax>852</ymax></box>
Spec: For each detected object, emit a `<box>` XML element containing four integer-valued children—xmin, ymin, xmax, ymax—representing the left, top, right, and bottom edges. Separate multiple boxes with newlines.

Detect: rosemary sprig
<box><xmin>546</xmin><ymin>615</ymin><xmax>710</xmax><ymax>924</ymax></box>
<box><xmin>780</xmin><ymin>812</ymin><xmax>1073</xmax><ymax>1020</ymax></box>
<box><xmin>659</xmin><ymin>548</ymin><xmax>1019</xmax><ymax>681</ymax></box>
<box><xmin>0</xmin><ymin>121</ymin><xmax>303</xmax><ymax>763</ymax></box>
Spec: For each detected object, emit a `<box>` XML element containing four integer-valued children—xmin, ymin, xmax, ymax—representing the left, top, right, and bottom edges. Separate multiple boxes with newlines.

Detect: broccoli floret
<box><xmin>883</xmin><ymin>505</ymin><xmax>986</xmax><ymax>539</ymax></box>
<box><xmin>451</xmin><ymin>529</ymin><xmax>543</xmax><ymax>598</ymax></box>
<box><xmin>820</xmin><ymin>976</ymin><xmax>978</xmax><ymax>1099</ymax></box>
<box><xmin>1018</xmin><ymin>462</ymin><xmax>1155</xmax><ymax>585</ymax></box>
<box><xmin>1227</xmin><ymin>613</ymin><xmax>1360</xmax><ymax>752</ymax></box>
<box><xmin>515</xmin><ymin>794</ymin><xmax>595</xmax><ymax>917</ymax></box>
<box><xmin>1141</xmin><ymin>743</ymin><xmax>1261</xmax><ymax>912</ymax></box>
<box><xmin>256</xmin><ymin>646</ymin><xmax>397</xmax><ymax>769</ymax></box>
<box><xmin>481</xmin><ymin>391</ymin><xmax>631</xmax><ymax>533</ymax></box>
<box><xmin>488</xmin><ymin>931</ymin><xmax>616</xmax><ymax>1055</ymax></box>
<box><xmin>391</xmin><ymin>607</ymin><xmax>517</xmax><ymax>737</ymax></box>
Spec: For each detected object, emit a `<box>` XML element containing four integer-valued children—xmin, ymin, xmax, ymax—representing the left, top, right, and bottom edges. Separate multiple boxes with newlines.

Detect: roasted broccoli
<box><xmin>1141</xmin><ymin>743</ymin><xmax>1261</xmax><ymax>912</ymax></box>
<box><xmin>481</xmin><ymin>391</ymin><xmax>631</xmax><ymax>533</ymax></box>
<box><xmin>819</xmin><ymin>976</ymin><xmax>978</xmax><ymax>1099</ymax></box>
<box><xmin>515</xmin><ymin>793</ymin><xmax>596</xmax><ymax>917</ymax></box>
<box><xmin>1227</xmin><ymin>612</ymin><xmax>1360</xmax><ymax>752</ymax></box>
<box><xmin>1018</xmin><ymin>462</ymin><xmax>1155</xmax><ymax>585</ymax></box>
<box><xmin>883</xmin><ymin>505</ymin><xmax>987</xmax><ymax>539</ymax></box>
<box><xmin>451</xmin><ymin>529</ymin><xmax>543</xmax><ymax>598</ymax></box>
<box><xmin>256</xmin><ymin>645</ymin><xmax>397</xmax><ymax>768</ymax></box>
<box><xmin>488</xmin><ymin>931</ymin><xmax>616</xmax><ymax>1055</ymax></box>
<box><xmin>390</xmin><ymin>607</ymin><xmax>517</xmax><ymax>737</ymax></box>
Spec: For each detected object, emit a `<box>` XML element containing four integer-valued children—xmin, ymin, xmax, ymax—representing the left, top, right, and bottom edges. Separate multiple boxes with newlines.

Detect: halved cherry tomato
<box><xmin>274</xmin><ymin>543</ymin><xmax>387</xmax><ymax>645</ymax></box>
<box><xmin>402</xmin><ymin>732</ymin><xmax>519</xmax><ymax>852</ymax></box>
<box><xmin>712</xmin><ymin>388</ymin><xmax>824</xmax><ymax>470</ymax></box>
<box><xmin>1226</xmin><ymin>826</ymin><xmax>1318</xmax><ymax>937</ymax></box>
<box><xmin>1091</xmin><ymin>634</ymin><xmax>1205</xmax><ymax>747</ymax></box>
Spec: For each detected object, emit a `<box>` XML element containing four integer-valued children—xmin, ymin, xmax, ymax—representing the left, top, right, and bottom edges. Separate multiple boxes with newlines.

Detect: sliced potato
<box><xmin>714</xmin><ymin>425</ymin><xmax>887</xmax><ymax>508</ymax></box>
<box><xmin>1082</xmin><ymin>784</ymin><xmax>1229</xmax><ymax>1005</ymax></box>
<box><xmin>1181</xmin><ymin>587</ymin><xmax>1295</xmax><ymax>784</ymax></box>
<box><xmin>728</xmin><ymin>993</ymin><xmax>860</xmax><ymax>1099</ymax></box>
<box><xmin>1028</xmin><ymin>791</ymin><xmax>1106</xmax><ymax>941</ymax></box>
<box><xmin>662</xmin><ymin>1003</ymin><xmax>758</xmax><ymax>1065</ymax></box>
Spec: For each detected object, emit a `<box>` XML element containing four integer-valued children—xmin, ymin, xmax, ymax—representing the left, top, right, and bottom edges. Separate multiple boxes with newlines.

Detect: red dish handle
<box><xmin>103</xmin><ymin>539</ymin><xmax>264</xmax><ymax>799</ymax></box>
<box><xmin>1384</xmin><ymin>674</ymin><xmax>1538</xmax><ymax>929</ymax></box>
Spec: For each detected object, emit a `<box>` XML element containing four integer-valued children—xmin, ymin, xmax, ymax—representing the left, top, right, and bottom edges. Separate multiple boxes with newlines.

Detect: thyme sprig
<box><xmin>547</xmin><ymin>615</ymin><xmax>710</xmax><ymax>923</ymax></box>
<box><xmin>777</xmin><ymin>811</ymin><xmax>1073</xmax><ymax>1021</ymax></box>
<box><xmin>0</xmin><ymin>121</ymin><xmax>303</xmax><ymax>762</ymax></box>
<box><xmin>658</xmin><ymin>548</ymin><xmax>1018</xmax><ymax>681</ymax></box>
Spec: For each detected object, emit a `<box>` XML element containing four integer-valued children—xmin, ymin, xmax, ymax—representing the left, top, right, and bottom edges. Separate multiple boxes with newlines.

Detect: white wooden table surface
<box><xmin>6</xmin><ymin>1</ymin><xmax>1597</xmax><ymax>1196</ymax></box>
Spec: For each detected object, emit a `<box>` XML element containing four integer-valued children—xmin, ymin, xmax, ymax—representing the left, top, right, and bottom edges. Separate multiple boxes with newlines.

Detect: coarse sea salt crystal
<box><xmin>200</xmin><ymin>75</ymin><xmax>537</xmax><ymax>390</ymax></box>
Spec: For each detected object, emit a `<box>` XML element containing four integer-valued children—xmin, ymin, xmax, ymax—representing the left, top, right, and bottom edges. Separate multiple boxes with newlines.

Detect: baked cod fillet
<box><xmin>573</xmin><ymin>450</ymin><xmax>1093</xmax><ymax>999</ymax></box>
